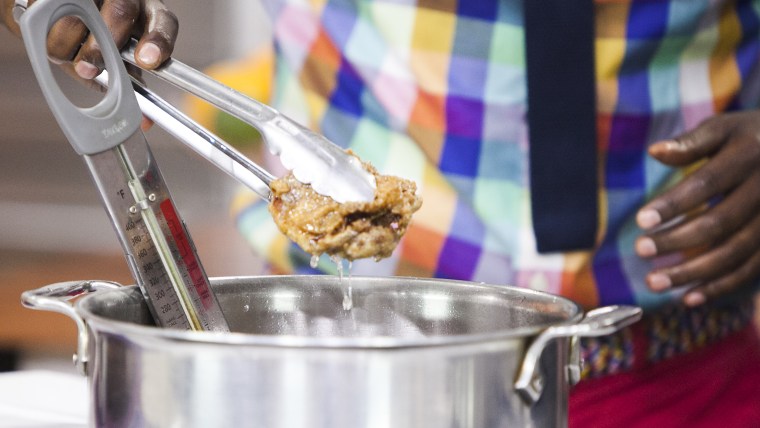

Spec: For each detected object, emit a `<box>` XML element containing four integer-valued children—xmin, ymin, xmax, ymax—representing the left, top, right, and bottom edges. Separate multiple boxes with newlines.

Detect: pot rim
<box><xmin>77</xmin><ymin>275</ymin><xmax>585</xmax><ymax>350</ymax></box>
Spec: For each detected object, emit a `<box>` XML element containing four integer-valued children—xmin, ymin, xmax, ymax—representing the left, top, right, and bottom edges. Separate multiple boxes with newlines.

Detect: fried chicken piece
<box><xmin>268</xmin><ymin>160</ymin><xmax>422</xmax><ymax>261</ymax></box>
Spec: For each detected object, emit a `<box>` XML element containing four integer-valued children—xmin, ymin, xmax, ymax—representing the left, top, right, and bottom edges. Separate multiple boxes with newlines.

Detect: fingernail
<box><xmin>637</xmin><ymin>209</ymin><xmax>661</xmax><ymax>230</ymax></box>
<box><xmin>648</xmin><ymin>273</ymin><xmax>671</xmax><ymax>291</ymax></box>
<box><xmin>636</xmin><ymin>237</ymin><xmax>657</xmax><ymax>257</ymax></box>
<box><xmin>75</xmin><ymin>61</ymin><xmax>98</xmax><ymax>79</ymax></box>
<box><xmin>137</xmin><ymin>43</ymin><xmax>161</xmax><ymax>67</ymax></box>
<box><xmin>140</xmin><ymin>115</ymin><xmax>154</xmax><ymax>132</ymax></box>
<box><xmin>684</xmin><ymin>292</ymin><xmax>706</xmax><ymax>307</ymax></box>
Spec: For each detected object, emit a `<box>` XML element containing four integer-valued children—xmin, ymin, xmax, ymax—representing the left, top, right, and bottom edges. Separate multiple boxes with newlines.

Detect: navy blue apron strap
<box><xmin>524</xmin><ymin>0</ymin><xmax>599</xmax><ymax>253</ymax></box>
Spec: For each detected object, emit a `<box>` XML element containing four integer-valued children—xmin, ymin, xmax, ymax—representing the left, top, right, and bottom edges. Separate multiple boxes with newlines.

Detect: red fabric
<box><xmin>569</xmin><ymin>325</ymin><xmax>760</xmax><ymax>428</ymax></box>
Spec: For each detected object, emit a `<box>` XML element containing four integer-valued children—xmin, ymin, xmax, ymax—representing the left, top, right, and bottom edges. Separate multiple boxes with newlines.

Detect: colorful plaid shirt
<box><xmin>231</xmin><ymin>0</ymin><xmax>760</xmax><ymax>312</ymax></box>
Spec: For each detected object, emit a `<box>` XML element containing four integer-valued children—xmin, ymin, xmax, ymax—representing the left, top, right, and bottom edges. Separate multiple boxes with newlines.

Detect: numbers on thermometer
<box><xmin>143</xmin><ymin>262</ymin><xmax>155</xmax><ymax>273</ymax></box>
<box><xmin>124</xmin><ymin>213</ymin><xmax>186</xmax><ymax>328</ymax></box>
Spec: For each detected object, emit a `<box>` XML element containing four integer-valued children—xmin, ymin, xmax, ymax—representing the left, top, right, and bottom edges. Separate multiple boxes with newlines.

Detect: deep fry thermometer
<box><xmin>18</xmin><ymin>0</ymin><xmax>229</xmax><ymax>331</ymax></box>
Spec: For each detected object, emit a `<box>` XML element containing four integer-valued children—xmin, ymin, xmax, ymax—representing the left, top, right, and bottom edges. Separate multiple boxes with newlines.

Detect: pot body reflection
<box><xmin>41</xmin><ymin>276</ymin><xmax>584</xmax><ymax>427</ymax></box>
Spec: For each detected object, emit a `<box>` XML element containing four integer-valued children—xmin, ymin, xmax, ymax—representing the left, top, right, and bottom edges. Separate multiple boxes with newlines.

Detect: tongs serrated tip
<box><xmin>263</xmin><ymin>120</ymin><xmax>377</xmax><ymax>203</ymax></box>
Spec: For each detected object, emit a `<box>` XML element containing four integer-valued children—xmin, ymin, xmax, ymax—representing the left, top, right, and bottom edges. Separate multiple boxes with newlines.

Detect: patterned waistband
<box><xmin>579</xmin><ymin>299</ymin><xmax>755</xmax><ymax>380</ymax></box>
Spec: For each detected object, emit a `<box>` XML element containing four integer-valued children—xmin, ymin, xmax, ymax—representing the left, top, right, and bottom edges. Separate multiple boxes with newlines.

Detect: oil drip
<box><xmin>330</xmin><ymin>255</ymin><xmax>353</xmax><ymax>310</ymax></box>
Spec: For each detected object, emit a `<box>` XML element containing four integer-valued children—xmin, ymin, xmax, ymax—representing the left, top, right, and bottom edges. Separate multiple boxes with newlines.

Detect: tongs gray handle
<box><xmin>121</xmin><ymin>40</ymin><xmax>376</xmax><ymax>203</ymax></box>
<box><xmin>20</xmin><ymin>0</ymin><xmax>141</xmax><ymax>155</ymax></box>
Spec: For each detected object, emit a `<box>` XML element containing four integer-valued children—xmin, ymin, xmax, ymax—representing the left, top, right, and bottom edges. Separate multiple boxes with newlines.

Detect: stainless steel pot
<box><xmin>22</xmin><ymin>276</ymin><xmax>641</xmax><ymax>428</ymax></box>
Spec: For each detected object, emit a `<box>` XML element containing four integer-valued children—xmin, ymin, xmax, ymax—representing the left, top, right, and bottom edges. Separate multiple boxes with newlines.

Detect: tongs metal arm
<box><xmin>122</xmin><ymin>40</ymin><xmax>376</xmax><ymax>204</ymax></box>
<box><xmin>130</xmin><ymin>78</ymin><xmax>275</xmax><ymax>199</ymax></box>
<box><xmin>123</xmin><ymin>41</ymin><xmax>275</xmax><ymax>125</ymax></box>
<box><xmin>93</xmin><ymin>73</ymin><xmax>274</xmax><ymax>199</ymax></box>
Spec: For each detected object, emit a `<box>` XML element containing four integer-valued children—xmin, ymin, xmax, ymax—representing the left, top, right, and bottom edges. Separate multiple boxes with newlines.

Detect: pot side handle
<box><xmin>514</xmin><ymin>305</ymin><xmax>643</xmax><ymax>405</ymax></box>
<box><xmin>21</xmin><ymin>280</ymin><xmax>122</xmax><ymax>375</ymax></box>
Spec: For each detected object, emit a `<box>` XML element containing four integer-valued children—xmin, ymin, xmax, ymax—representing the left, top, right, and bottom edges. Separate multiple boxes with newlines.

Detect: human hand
<box><xmin>635</xmin><ymin>111</ymin><xmax>760</xmax><ymax>307</ymax></box>
<box><xmin>1</xmin><ymin>0</ymin><xmax>177</xmax><ymax>78</ymax></box>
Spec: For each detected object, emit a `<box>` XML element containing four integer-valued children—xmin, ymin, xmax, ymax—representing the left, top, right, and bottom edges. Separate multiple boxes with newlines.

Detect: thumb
<box><xmin>134</xmin><ymin>3</ymin><xmax>178</xmax><ymax>69</ymax></box>
<box><xmin>649</xmin><ymin>116</ymin><xmax>735</xmax><ymax>166</ymax></box>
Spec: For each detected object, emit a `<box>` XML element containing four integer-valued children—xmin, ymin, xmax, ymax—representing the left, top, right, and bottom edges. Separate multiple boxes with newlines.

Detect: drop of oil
<box><xmin>343</xmin><ymin>260</ymin><xmax>354</xmax><ymax>310</ymax></box>
<box><xmin>330</xmin><ymin>255</ymin><xmax>353</xmax><ymax>311</ymax></box>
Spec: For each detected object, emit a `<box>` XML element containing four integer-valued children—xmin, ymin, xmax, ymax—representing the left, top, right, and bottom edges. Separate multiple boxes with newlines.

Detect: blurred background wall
<box><xmin>0</xmin><ymin>0</ymin><xmax>271</xmax><ymax>372</ymax></box>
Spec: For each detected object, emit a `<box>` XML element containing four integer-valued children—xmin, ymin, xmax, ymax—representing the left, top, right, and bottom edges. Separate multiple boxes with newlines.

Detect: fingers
<box><xmin>133</xmin><ymin>0</ymin><xmax>178</xmax><ymax>69</ymax></box>
<box><xmin>46</xmin><ymin>9</ymin><xmax>90</xmax><ymax>64</ymax></box>
<box><xmin>57</xmin><ymin>61</ymin><xmax>108</xmax><ymax>93</ymax></box>
<box><xmin>683</xmin><ymin>249</ymin><xmax>760</xmax><ymax>306</ymax></box>
<box><xmin>41</xmin><ymin>0</ymin><xmax>177</xmax><ymax>80</ymax></box>
<box><xmin>73</xmin><ymin>0</ymin><xmax>144</xmax><ymax>78</ymax></box>
<box><xmin>637</xmin><ymin>131</ymin><xmax>760</xmax><ymax>230</ymax></box>
<box><xmin>1</xmin><ymin>0</ymin><xmax>22</xmax><ymax>35</ymax></box>
<box><xmin>643</xmin><ymin>210</ymin><xmax>760</xmax><ymax>305</ymax></box>
<box><xmin>637</xmin><ymin>111</ymin><xmax>760</xmax><ymax>306</ymax></box>
<box><xmin>647</xmin><ymin>115</ymin><xmax>740</xmax><ymax>166</ymax></box>
<box><xmin>74</xmin><ymin>0</ymin><xmax>141</xmax><ymax>76</ymax></box>
<box><xmin>78</xmin><ymin>0</ymin><xmax>179</xmax><ymax>71</ymax></box>
<box><xmin>140</xmin><ymin>115</ymin><xmax>154</xmax><ymax>131</ymax></box>
<box><xmin>636</xmin><ymin>170</ymin><xmax>760</xmax><ymax>257</ymax></box>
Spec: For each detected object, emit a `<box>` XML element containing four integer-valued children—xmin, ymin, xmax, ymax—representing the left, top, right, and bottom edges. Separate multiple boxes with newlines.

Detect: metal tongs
<box><xmin>124</xmin><ymin>42</ymin><xmax>377</xmax><ymax>204</ymax></box>
<box><xmin>102</xmin><ymin>72</ymin><xmax>276</xmax><ymax>199</ymax></box>
<box><xmin>14</xmin><ymin>1</ymin><xmax>376</xmax><ymax>205</ymax></box>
